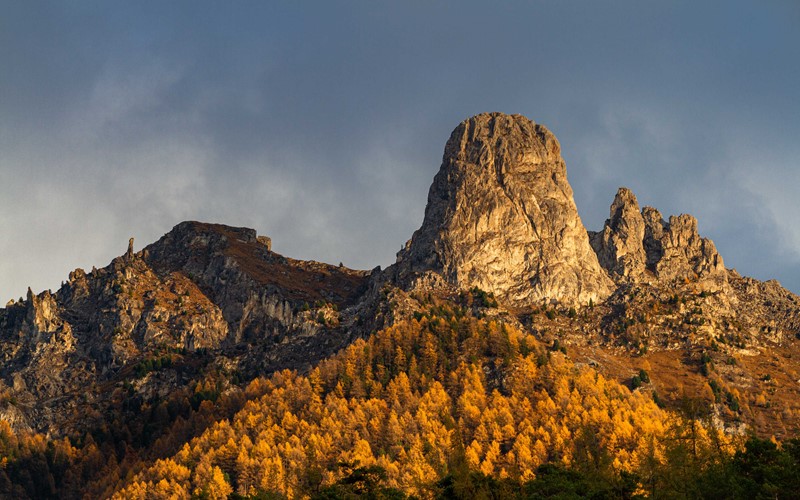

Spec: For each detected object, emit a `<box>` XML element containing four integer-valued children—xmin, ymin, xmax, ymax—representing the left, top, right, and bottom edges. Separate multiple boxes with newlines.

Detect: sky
<box><xmin>1</xmin><ymin>1</ymin><xmax>799</xmax><ymax>303</ymax></box>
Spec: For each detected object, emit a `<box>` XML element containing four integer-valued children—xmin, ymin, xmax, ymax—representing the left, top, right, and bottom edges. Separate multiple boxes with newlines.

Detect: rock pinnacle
<box><xmin>397</xmin><ymin>112</ymin><xmax>613</xmax><ymax>307</ymax></box>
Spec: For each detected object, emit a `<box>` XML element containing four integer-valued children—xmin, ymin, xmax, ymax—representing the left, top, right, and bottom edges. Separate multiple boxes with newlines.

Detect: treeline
<box><xmin>314</xmin><ymin>437</ymin><xmax>800</xmax><ymax>500</ymax></box>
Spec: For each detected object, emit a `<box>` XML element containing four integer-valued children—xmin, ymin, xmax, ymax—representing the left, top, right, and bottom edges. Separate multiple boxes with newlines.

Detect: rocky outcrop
<box><xmin>590</xmin><ymin>188</ymin><xmax>648</xmax><ymax>279</ymax></box>
<box><xmin>396</xmin><ymin>113</ymin><xmax>613</xmax><ymax>307</ymax></box>
<box><xmin>0</xmin><ymin>288</ymin><xmax>79</xmax><ymax>398</ymax></box>
<box><xmin>647</xmin><ymin>211</ymin><xmax>725</xmax><ymax>282</ymax></box>
<box><xmin>257</xmin><ymin>235</ymin><xmax>272</xmax><ymax>251</ymax></box>
<box><xmin>590</xmin><ymin>188</ymin><xmax>726</xmax><ymax>286</ymax></box>
<box><xmin>143</xmin><ymin>222</ymin><xmax>370</xmax><ymax>344</ymax></box>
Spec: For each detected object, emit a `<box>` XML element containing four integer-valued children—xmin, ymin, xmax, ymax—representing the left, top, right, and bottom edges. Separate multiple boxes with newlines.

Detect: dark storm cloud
<box><xmin>1</xmin><ymin>0</ymin><xmax>799</xmax><ymax>302</ymax></box>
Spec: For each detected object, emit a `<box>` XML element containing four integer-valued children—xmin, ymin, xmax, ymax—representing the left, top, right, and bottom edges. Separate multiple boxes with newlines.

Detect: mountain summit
<box><xmin>397</xmin><ymin>113</ymin><xmax>612</xmax><ymax>308</ymax></box>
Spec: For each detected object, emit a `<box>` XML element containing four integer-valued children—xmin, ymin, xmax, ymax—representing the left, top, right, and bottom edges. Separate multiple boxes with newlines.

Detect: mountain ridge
<box><xmin>3</xmin><ymin>113</ymin><xmax>799</xmax><ymax>436</ymax></box>
<box><xmin>1</xmin><ymin>113</ymin><xmax>800</xmax><ymax>498</ymax></box>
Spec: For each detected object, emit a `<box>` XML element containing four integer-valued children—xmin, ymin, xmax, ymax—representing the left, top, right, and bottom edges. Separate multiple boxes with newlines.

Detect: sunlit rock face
<box><xmin>397</xmin><ymin>112</ymin><xmax>613</xmax><ymax>308</ymax></box>
<box><xmin>590</xmin><ymin>187</ymin><xmax>726</xmax><ymax>287</ymax></box>
<box><xmin>589</xmin><ymin>188</ymin><xmax>648</xmax><ymax>280</ymax></box>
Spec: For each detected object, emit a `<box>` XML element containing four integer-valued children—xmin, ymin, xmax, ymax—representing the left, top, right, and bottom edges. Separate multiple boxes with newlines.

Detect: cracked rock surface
<box><xmin>397</xmin><ymin>112</ymin><xmax>613</xmax><ymax>308</ymax></box>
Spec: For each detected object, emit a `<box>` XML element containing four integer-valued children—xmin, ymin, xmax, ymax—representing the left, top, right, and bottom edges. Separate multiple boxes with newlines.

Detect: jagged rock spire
<box><xmin>590</xmin><ymin>187</ymin><xmax>726</xmax><ymax>285</ymax></box>
<box><xmin>590</xmin><ymin>187</ymin><xmax>647</xmax><ymax>278</ymax></box>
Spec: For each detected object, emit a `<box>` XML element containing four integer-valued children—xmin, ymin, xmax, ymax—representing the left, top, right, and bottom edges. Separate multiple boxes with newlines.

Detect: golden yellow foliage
<box><xmin>114</xmin><ymin>308</ymin><xmax>731</xmax><ymax>497</ymax></box>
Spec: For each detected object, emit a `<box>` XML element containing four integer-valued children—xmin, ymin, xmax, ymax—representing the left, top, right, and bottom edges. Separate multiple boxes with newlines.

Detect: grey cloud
<box><xmin>1</xmin><ymin>0</ymin><xmax>799</xmax><ymax>301</ymax></box>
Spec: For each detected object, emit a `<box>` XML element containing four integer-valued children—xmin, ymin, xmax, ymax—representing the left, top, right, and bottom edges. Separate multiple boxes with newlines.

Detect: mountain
<box><xmin>395</xmin><ymin>113</ymin><xmax>612</xmax><ymax>307</ymax></box>
<box><xmin>0</xmin><ymin>221</ymin><xmax>381</xmax><ymax>437</ymax></box>
<box><xmin>1</xmin><ymin>112</ymin><xmax>799</xmax><ymax>498</ymax></box>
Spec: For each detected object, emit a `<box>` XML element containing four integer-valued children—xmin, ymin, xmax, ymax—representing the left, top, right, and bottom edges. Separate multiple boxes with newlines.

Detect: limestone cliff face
<box><xmin>397</xmin><ymin>112</ymin><xmax>612</xmax><ymax>307</ymax></box>
<box><xmin>648</xmin><ymin>211</ymin><xmax>725</xmax><ymax>282</ymax></box>
<box><xmin>590</xmin><ymin>187</ymin><xmax>726</xmax><ymax>286</ymax></box>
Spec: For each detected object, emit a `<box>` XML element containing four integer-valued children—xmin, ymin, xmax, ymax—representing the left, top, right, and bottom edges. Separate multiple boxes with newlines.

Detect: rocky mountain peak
<box><xmin>589</xmin><ymin>187</ymin><xmax>648</xmax><ymax>279</ymax></box>
<box><xmin>396</xmin><ymin>112</ymin><xmax>613</xmax><ymax>308</ymax></box>
<box><xmin>609</xmin><ymin>187</ymin><xmax>641</xmax><ymax>226</ymax></box>
<box><xmin>590</xmin><ymin>188</ymin><xmax>726</xmax><ymax>287</ymax></box>
<box><xmin>651</xmin><ymin>211</ymin><xmax>726</xmax><ymax>282</ymax></box>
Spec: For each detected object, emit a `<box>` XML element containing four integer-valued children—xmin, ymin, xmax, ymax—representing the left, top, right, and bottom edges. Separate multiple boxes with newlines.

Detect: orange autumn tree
<box><xmin>115</xmin><ymin>302</ymin><xmax>731</xmax><ymax>498</ymax></box>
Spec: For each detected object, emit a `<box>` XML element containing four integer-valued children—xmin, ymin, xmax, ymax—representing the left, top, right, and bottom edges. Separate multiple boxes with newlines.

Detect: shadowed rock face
<box><xmin>397</xmin><ymin>112</ymin><xmax>613</xmax><ymax>307</ymax></box>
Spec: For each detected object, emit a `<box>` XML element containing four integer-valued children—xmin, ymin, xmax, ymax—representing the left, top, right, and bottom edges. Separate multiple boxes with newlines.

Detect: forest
<box><xmin>1</xmin><ymin>297</ymin><xmax>799</xmax><ymax>498</ymax></box>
